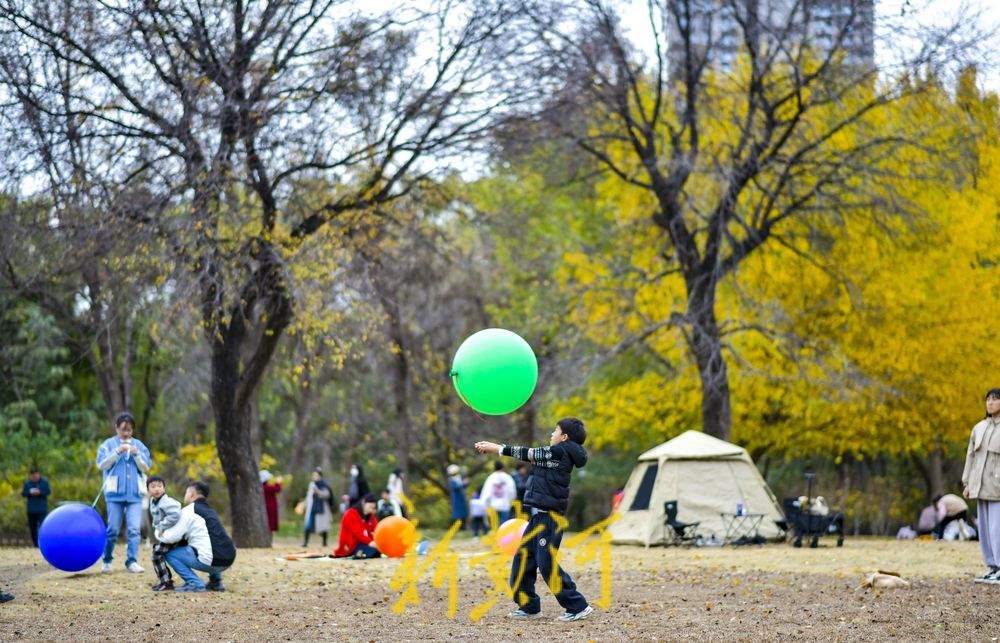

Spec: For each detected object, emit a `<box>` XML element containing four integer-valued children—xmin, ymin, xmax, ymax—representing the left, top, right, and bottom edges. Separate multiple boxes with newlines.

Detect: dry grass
<box><xmin>611</xmin><ymin>536</ymin><xmax>982</xmax><ymax>578</ymax></box>
<box><xmin>0</xmin><ymin>535</ymin><xmax>996</xmax><ymax>641</ymax></box>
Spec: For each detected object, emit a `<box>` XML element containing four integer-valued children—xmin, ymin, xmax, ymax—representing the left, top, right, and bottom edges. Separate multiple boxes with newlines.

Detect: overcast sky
<box><xmin>618</xmin><ymin>0</ymin><xmax>1000</xmax><ymax>90</ymax></box>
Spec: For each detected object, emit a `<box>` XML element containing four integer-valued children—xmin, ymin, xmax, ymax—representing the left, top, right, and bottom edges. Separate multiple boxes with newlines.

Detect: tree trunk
<box><xmin>517</xmin><ymin>402</ymin><xmax>537</xmax><ymax>445</ymax></box>
<box><xmin>137</xmin><ymin>335</ymin><xmax>161</xmax><ymax>432</ymax></box>
<box><xmin>213</xmin><ymin>388</ymin><xmax>270</xmax><ymax>547</ymax></box>
<box><xmin>82</xmin><ymin>265</ymin><xmax>132</xmax><ymax>422</ymax></box>
<box><xmin>374</xmin><ymin>281</ymin><xmax>412</xmax><ymax>479</ymax></box>
<box><xmin>202</xmin><ymin>240</ymin><xmax>291</xmax><ymax>548</ymax></box>
<box><xmin>688</xmin><ymin>306</ymin><xmax>732</xmax><ymax>440</ymax></box>
<box><xmin>929</xmin><ymin>446</ymin><xmax>945</xmax><ymax>498</ymax></box>
<box><xmin>91</xmin><ymin>350</ymin><xmax>125</xmax><ymax>423</ymax></box>
<box><xmin>210</xmin><ymin>330</ymin><xmax>270</xmax><ymax>547</ymax></box>
<box><xmin>910</xmin><ymin>453</ymin><xmax>934</xmax><ymax>499</ymax></box>
<box><xmin>837</xmin><ymin>453</ymin><xmax>853</xmax><ymax>511</ymax></box>
<box><xmin>288</xmin><ymin>396</ymin><xmax>316</xmax><ymax>483</ymax></box>
<box><xmin>388</xmin><ymin>326</ymin><xmax>411</xmax><ymax>478</ymax></box>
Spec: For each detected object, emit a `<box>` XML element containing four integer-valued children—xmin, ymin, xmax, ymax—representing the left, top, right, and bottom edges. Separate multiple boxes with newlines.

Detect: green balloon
<box><xmin>450</xmin><ymin>328</ymin><xmax>538</xmax><ymax>415</ymax></box>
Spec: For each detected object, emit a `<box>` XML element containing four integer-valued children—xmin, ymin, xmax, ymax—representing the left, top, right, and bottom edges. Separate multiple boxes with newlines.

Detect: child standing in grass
<box><xmin>147</xmin><ymin>476</ymin><xmax>182</xmax><ymax>591</ymax></box>
<box><xmin>469</xmin><ymin>491</ymin><xmax>488</xmax><ymax>537</ymax></box>
<box><xmin>475</xmin><ymin>417</ymin><xmax>593</xmax><ymax>622</ymax></box>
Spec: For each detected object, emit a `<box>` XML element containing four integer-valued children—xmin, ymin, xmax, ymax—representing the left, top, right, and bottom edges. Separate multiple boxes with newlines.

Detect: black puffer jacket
<box><xmin>193</xmin><ymin>498</ymin><xmax>237</xmax><ymax>567</ymax></box>
<box><xmin>501</xmin><ymin>440</ymin><xmax>588</xmax><ymax>513</ymax></box>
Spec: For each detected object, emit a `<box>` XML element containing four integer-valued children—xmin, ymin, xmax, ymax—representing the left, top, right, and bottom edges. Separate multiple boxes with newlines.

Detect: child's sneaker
<box><xmin>151</xmin><ymin>582</ymin><xmax>174</xmax><ymax>592</ymax></box>
<box><xmin>556</xmin><ymin>605</ymin><xmax>594</xmax><ymax>622</ymax></box>
<box><xmin>101</xmin><ymin>562</ymin><xmax>112</xmax><ymax>573</ymax></box>
<box><xmin>126</xmin><ymin>562</ymin><xmax>145</xmax><ymax>573</ymax></box>
<box><xmin>507</xmin><ymin>609</ymin><xmax>541</xmax><ymax>619</ymax></box>
<box><xmin>205</xmin><ymin>580</ymin><xmax>225</xmax><ymax>592</ymax></box>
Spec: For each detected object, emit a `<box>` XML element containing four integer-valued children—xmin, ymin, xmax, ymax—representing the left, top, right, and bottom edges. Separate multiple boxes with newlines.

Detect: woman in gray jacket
<box><xmin>963</xmin><ymin>388</ymin><xmax>1000</xmax><ymax>583</ymax></box>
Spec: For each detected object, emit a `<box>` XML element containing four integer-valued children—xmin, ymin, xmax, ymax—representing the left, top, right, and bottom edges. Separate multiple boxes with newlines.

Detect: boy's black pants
<box><xmin>509</xmin><ymin>511</ymin><xmax>588</xmax><ymax>615</ymax></box>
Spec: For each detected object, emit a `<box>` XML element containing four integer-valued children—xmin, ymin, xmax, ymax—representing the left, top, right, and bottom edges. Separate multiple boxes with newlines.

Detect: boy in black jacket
<box><xmin>475</xmin><ymin>417</ymin><xmax>592</xmax><ymax>622</ymax></box>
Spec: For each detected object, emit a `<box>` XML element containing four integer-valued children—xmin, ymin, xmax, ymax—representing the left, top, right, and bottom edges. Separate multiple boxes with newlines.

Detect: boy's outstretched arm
<box><xmin>475</xmin><ymin>441</ymin><xmax>554</xmax><ymax>465</ymax></box>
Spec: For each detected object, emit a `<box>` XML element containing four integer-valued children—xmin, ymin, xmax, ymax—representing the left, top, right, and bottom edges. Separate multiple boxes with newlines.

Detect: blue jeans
<box><xmin>164</xmin><ymin>546</ymin><xmax>228</xmax><ymax>589</ymax></box>
<box><xmin>103</xmin><ymin>500</ymin><xmax>142</xmax><ymax>565</ymax></box>
<box><xmin>353</xmin><ymin>543</ymin><xmax>380</xmax><ymax>559</ymax></box>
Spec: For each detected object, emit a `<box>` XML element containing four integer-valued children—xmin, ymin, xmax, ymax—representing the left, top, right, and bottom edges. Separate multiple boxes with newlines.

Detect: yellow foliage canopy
<box><xmin>551</xmin><ymin>78</ymin><xmax>1000</xmax><ymax>459</ymax></box>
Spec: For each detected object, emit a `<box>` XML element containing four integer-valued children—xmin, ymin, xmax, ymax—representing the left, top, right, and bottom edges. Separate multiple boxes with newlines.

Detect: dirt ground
<box><xmin>1</xmin><ymin>535</ymin><xmax>999</xmax><ymax>641</ymax></box>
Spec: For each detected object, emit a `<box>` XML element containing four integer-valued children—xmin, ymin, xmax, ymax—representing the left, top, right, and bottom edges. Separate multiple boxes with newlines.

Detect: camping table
<box><xmin>720</xmin><ymin>512</ymin><xmax>765</xmax><ymax>545</ymax></box>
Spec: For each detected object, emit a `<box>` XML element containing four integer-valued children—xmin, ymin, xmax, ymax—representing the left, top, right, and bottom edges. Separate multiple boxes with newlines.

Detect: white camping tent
<box><xmin>609</xmin><ymin>430</ymin><xmax>784</xmax><ymax>545</ymax></box>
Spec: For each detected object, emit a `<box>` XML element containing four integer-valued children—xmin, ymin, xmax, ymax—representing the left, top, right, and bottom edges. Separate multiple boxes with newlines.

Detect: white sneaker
<box><xmin>126</xmin><ymin>562</ymin><xmax>145</xmax><ymax>573</ymax></box>
<box><xmin>101</xmin><ymin>562</ymin><xmax>112</xmax><ymax>573</ymax></box>
<box><xmin>975</xmin><ymin>569</ymin><xmax>1000</xmax><ymax>584</ymax></box>
<box><xmin>507</xmin><ymin>609</ymin><xmax>542</xmax><ymax>619</ymax></box>
<box><xmin>556</xmin><ymin>605</ymin><xmax>594</xmax><ymax>622</ymax></box>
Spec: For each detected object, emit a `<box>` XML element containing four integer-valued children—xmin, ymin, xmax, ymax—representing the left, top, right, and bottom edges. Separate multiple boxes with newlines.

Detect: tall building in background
<box><xmin>666</xmin><ymin>0</ymin><xmax>875</xmax><ymax>77</ymax></box>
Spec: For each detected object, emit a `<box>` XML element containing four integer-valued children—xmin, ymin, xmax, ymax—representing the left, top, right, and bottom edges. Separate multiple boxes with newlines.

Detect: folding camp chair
<box><xmin>663</xmin><ymin>500</ymin><xmax>700</xmax><ymax>545</ymax></box>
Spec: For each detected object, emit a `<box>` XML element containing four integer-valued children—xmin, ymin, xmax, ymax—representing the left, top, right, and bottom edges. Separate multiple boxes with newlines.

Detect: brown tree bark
<box><xmin>381</xmin><ymin>293</ymin><xmax>412</xmax><ymax>478</ymax></box>
<box><xmin>517</xmin><ymin>402</ymin><xmax>537</xmax><ymax>445</ymax></box>
<box><xmin>204</xmin><ymin>244</ymin><xmax>292</xmax><ymax>548</ymax></box>
<box><xmin>677</xmin><ymin>262</ymin><xmax>733</xmax><ymax>440</ymax></box>
<box><xmin>214</xmin><ymin>390</ymin><xmax>269</xmax><ymax>547</ymax></box>
<box><xmin>929</xmin><ymin>446</ymin><xmax>946</xmax><ymax>498</ymax></box>
<box><xmin>288</xmin><ymin>381</ymin><xmax>317</xmax><ymax>482</ymax></box>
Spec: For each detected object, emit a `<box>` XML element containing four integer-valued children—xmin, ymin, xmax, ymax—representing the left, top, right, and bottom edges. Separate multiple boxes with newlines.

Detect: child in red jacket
<box><xmin>333</xmin><ymin>493</ymin><xmax>380</xmax><ymax>558</ymax></box>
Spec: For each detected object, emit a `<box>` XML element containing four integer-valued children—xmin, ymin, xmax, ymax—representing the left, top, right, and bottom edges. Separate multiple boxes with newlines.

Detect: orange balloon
<box><xmin>373</xmin><ymin>516</ymin><xmax>416</xmax><ymax>558</ymax></box>
<box><xmin>496</xmin><ymin>518</ymin><xmax>528</xmax><ymax>557</ymax></box>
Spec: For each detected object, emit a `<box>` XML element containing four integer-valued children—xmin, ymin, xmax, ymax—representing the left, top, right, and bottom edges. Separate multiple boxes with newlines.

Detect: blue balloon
<box><xmin>38</xmin><ymin>503</ymin><xmax>106</xmax><ymax>572</ymax></box>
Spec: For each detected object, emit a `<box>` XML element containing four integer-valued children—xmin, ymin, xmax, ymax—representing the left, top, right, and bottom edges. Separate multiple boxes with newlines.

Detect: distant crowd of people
<box><xmin>289</xmin><ymin>463</ymin><xmax>406</xmax><ymax>558</ymax></box>
<box><xmin>446</xmin><ymin>460</ymin><xmax>530</xmax><ymax>534</ymax></box>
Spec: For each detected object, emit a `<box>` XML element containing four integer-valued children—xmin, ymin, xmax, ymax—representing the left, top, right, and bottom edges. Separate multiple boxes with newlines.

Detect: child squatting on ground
<box><xmin>475</xmin><ymin>417</ymin><xmax>594</xmax><ymax>623</ymax></box>
<box><xmin>147</xmin><ymin>476</ymin><xmax>182</xmax><ymax>591</ymax></box>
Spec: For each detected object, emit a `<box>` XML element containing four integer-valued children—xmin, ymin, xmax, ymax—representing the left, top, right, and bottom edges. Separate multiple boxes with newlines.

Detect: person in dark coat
<box><xmin>513</xmin><ymin>463</ymin><xmax>530</xmax><ymax>505</ymax></box>
<box><xmin>21</xmin><ymin>468</ymin><xmax>50</xmax><ymax>547</ymax></box>
<box><xmin>446</xmin><ymin>464</ymin><xmax>468</xmax><ymax>527</ymax></box>
<box><xmin>348</xmin><ymin>464</ymin><xmax>370</xmax><ymax>506</ymax></box>
<box><xmin>303</xmin><ymin>468</ymin><xmax>333</xmax><ymax>547</ymax></box>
